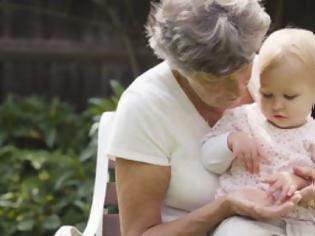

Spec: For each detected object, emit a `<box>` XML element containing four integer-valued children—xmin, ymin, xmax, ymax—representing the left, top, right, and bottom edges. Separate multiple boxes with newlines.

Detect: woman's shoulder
<box><xmin>119</xmin><ymin>61</ymin><xmax>185</xmax><ymax>114</ymax></box>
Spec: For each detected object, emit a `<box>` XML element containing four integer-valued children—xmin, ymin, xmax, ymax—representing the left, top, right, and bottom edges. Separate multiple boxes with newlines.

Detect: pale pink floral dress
<box><xmin>204</xmin><ymin>103</ymin><xmax>315</xmax><ymax>222</ymax></box>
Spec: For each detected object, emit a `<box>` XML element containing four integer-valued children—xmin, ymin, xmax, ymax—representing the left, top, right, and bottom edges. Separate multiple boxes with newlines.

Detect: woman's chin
<box><xmin>223</xmin><ymin>99</ymin><xmax>242</xmax><ymax>108</ymax></box>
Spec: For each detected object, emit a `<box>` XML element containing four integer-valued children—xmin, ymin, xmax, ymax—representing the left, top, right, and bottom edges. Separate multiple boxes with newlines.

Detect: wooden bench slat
<box><xmin>103</xmin><ymin>214</ymin><xmax>120</xmax><ymax>236</ymax></box>
<box><xmin>109</xmin><ymin>159</ymin><xmax>115</xmax><ymax>170</ymax></box>
<box><xmin>105</xmin><ymin>182</ymin><xmax>118</xmax><ymax>207</ymax></box>
<box><xmin>103</xmin><ymin>159</ymin><xmax>120</xmax><ymax>235</ymax></box>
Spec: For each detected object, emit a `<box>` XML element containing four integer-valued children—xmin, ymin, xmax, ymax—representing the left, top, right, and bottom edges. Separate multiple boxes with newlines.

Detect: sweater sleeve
<box><xmin>201</xmin><ymin>111</ymin><xmax>236</xmax><ymax>174</ymax></box>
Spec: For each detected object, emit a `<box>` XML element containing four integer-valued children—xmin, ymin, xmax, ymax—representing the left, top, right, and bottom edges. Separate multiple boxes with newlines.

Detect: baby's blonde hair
<box><xmin>259</xmin><ymin>28</ymin><xmax>315</xmax><ymax>78</ymax></box>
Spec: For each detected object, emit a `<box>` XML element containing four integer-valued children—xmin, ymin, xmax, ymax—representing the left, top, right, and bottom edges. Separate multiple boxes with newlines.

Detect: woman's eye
<box><xmin>284</xmin><ymin>94</ymin><xmax>298</xmax><ymax>100</ymax></box>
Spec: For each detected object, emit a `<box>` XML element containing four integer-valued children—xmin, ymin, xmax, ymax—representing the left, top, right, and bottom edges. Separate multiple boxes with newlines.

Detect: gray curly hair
<box><xmin>146</xmin><ymin>0</ymin><xmax>270</xmax><ymax>77</ymax></box>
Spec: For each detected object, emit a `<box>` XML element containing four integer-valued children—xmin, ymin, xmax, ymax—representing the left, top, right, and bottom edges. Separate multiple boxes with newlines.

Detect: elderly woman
<box><xmin>107</xmin><ymin>0</ymin><xmax>300</xmax><ymax>235</ymax></box>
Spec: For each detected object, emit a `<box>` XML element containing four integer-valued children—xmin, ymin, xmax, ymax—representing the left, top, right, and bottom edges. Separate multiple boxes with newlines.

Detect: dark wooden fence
<box><xmin>0</xmin><ymin>0</ymin><xmax>314</xmax><ymax>110</ymax></box>
<box><xmin>0</xmin><ymin>0</ymin><xmax>158</xmax><ymax>110</ymax></box>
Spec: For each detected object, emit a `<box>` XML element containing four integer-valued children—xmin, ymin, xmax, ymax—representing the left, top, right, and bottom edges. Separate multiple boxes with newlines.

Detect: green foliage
<box><xmin>85</xmin><ymin>80</ymin><xmax>124</xmax><ymax>117</ymax></box>
<box><xmin>0</xmin><ymin>146</ymin><xmax>94</xmax><ymax>236</ymax></box>
<box><xmin>81</xmin><ymin>80</ymin><xmax>125</xmax><ymax>162</ymax></box>
<box><xmin>0</xmin><ymin>80</ymin><xmax>125</xmax><ymax>236</ymax></box>
<box><xmin>0</xmin><ymin>96</ymin><xmax>90</xmax><ymax>154</ymax></box>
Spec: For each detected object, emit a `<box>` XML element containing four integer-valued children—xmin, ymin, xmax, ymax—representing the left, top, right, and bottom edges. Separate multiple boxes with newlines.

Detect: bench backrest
<box><xmin>55</xmin><ymin>112</ymin><xmax>120</xmax><ymax>236</ymax></box>
<box><xmin>103</xmin><ymin>160</ymin><xmax>120</xmax><ymax>236</ymax></box>
<box><xmin>85</xmin><ymin>112</ymin><xmax>120</xmax><ymax>236</ymax></box>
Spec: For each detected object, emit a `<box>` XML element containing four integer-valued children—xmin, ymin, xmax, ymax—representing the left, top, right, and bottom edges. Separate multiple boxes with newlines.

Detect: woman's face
<box><xmin>188</xmin><ymin>64</ymin><xmax>252</xmax><ymax>108</ymax></box>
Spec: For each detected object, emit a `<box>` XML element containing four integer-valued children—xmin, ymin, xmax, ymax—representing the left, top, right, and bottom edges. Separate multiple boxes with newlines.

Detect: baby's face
<box><xmin>259</xmin><ymin>59</ymin><xmax>315</xmax><ymax>128</ymax></box>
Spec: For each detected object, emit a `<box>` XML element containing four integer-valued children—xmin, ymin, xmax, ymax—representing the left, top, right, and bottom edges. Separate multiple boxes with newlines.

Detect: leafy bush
<box><xmin>81</xmin><ymin>80</ymin><xmax>125</xmax><ymax>162</ymax></box>
<box><xmin>0</xmin><ymin>81</ymin><xmax>124</xmax><ymax>236</ymax></box>
<box><xmin>0</xmin><ymin>146</ymin><xmax>94</xmax><ymax>235</ymax></box>
<box><xmin>0</xmin><ymin>96</ymin><xmax>90</xmax><ymax>154</ymax></box>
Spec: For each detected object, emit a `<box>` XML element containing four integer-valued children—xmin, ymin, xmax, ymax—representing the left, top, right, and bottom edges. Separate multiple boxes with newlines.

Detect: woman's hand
<box><xmin>262</xmin><ymin>171</ymin><xmax>308</xmax><ymax>204</ymax></box>
<box><xmin>226</xmin><ymin>188</ymin><xmax>301</xmax><ymax>220</ymax></box>
<box><xmin>292</xmin><ymin>166</ymin><xmax>315</xmax><ymax>209</ymax></box>
<box><xmin>227</xmin><ymin>132</ymin><xmax>268</xmax><ymax>174</ymax></box>
<box><xmin>294</xmin><ymin>184</ymin><xmax>315</xmax><ymax>208</ymax></box>
<box><xmin>293</xmin><ymin>165</ymin><xmax>315</xmax><ymax>181</ymax></box>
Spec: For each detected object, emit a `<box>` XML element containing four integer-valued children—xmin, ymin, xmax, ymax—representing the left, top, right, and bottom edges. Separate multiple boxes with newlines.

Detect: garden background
<box><xmin>0</xmin><ymin>1</ymin><xmax>314</xmax><ymax>235</ymax></box>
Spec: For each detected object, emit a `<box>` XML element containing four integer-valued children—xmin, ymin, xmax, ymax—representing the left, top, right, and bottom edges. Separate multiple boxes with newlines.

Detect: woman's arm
<box><xmin>116</xmin><ymin>158</ymin><xmax>299</xmax><ymax>236</ymax></box>
<box><xmin>116</xmin><ymin>158</ymin><xmax>231</xmax><ymax>236</ymax></box>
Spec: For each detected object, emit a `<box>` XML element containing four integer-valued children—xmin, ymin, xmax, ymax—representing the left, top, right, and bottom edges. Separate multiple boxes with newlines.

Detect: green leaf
<box><xmin>43</xmin><ymin>214</ymin><xmax>61</xmax><ymax>230</ymax></box>
<box><xmin>79</xmin><ymin>146</ymin><xmax>96</xmax><ymax>162</ymax></box>
<box><xmin>110</xmin><ymin>80</ymin><xmax>125</xmax><ymax>97</ymax></box>
<box><xmin>45</xmin><ymin>128</ymin><xmax>57</xmax><ymax>148</ymax></box>
<box><xmin>54</xmin><ymin>172</ymin><xmax>73</xmax><ymax>191</ymax></box>
<box><xmin>17</xmin><ymin>220</ymin><xmax>34</xmax><ymax>231</ymax></box>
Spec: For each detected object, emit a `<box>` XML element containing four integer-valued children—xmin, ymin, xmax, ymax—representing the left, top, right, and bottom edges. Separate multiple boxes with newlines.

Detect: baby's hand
<box><xmin>227</xmin><ymin>132</ymin><xmax>268</xmax><ymax>174</ymax></box>
<box><xmin>262</xmin><ymin>171</ymin><xmax>308</xmax><ymax>204</ymax></box>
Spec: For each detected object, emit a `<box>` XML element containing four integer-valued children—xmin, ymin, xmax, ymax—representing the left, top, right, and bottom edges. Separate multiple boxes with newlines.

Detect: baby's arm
<box><xmin>228</xmin><ymin>131</ymin><xmax>266</xmax><ymax>174</ymax></box>
<box><xmin>264</xmin><ymin>140</ymin><xmax>315</xmax><ymax>203</ymax></box>
<box><xmin>263</xmin><ymin>171</ymin><xmax>308</xmax><ymax>204</ymax></box>
<box><xmin>201</xmin><ymin>132</ymin><xmax>235</xmax><ymax>174</ymax></box>
<box><xmin>201</xmin><ymin>108</ymin><xmax>265</xmax><ymax>174</ymax></box>
<box><xmin>201</xmin><ymin>109</ymin><xmax>241</xmax><ymax>174</ymax></box>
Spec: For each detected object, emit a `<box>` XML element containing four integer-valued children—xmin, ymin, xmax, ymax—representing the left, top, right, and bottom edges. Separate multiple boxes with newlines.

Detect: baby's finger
<box><xmin>287</xmin><ymin>185</ymin><xmax>296</xmax><ymax>197</ymax></box>
<box><xmin>258</xmin><ymin>148</ymin><xmax>271</xmax><ymax>164</ymax></box>
<box><xmin>252</xmin><ymin>150</ymin><xmax>261</xmax><ymax>174</ymax></box>
<box><xmin>237</xmin><ymin>155</ymin><xmax>247</xmax><ymax>170</ymax></box>
<box><xmin>276</xmin><ymin>185</ymin><xmax>290</xmax><ymax>204</ymax></box>
<box><xmin>268</xmin><ymin>180</ymin><xmax>282</xmax><ymax>195</ymax></box>
<box><xmin>252</xmin><ymin>157</ymin><xmax>260</xmax><ymax>174</ymax></box>
<box><xmin>238</xmin><ymin>154</ymin><xmax>250</xmax><ymax>172</ymax></box>
<box><xmin>261</xmin><ymin>175</ymin><xmax>276</xmax><ymax>185</ymax></box>
<box><xmin>245</xmin><ymin>153</ymin><xmax>254</xmax><ymax>174</ymax></box>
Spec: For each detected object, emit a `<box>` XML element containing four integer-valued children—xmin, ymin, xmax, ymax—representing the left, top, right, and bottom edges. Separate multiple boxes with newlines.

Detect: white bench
<box><xmin>55</xmin><ymin>112</ymin><xmax>120</xmax><ymax>236</ymax></box>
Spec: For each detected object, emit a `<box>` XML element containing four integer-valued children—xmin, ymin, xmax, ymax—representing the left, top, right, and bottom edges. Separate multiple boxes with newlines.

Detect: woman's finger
<box><xmin>294</xmin><ymin>185</ymin><xmax>315</xmax><ymax>207</ymax></box>
<box><xmin>261</xmin><ymin>175</ymin><xmax>276</xmax><ymax>184</ymax></box>
<box><xmin>256</xmin><ymin>200</ymin><xmax>295</xmax><ymax>219</ymax></box>
<box><xmin>299</xmin><ymin>184</ymin><xmax>315</xmax><ymax>198</ymax></box>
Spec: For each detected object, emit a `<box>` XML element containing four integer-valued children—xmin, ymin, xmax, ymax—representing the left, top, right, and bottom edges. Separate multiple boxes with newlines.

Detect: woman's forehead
<box><xmin>193</xmin><ymin>63</ymin><xmax>252</xmax><ymax>82</ymax></box>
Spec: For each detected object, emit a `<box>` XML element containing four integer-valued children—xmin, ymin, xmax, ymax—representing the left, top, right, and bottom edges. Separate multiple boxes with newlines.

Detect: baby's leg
<box><xmin>212</xmin><ymin>216</ymin><xmax>285</xmax><ymax>236</ymax></box>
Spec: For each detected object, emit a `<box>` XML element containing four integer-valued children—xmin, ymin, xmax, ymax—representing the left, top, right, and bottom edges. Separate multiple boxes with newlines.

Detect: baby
<box><xmin>201</xmin><ymin>28</ymin><xmax>315</xmax><ymax>231</ymax></box>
